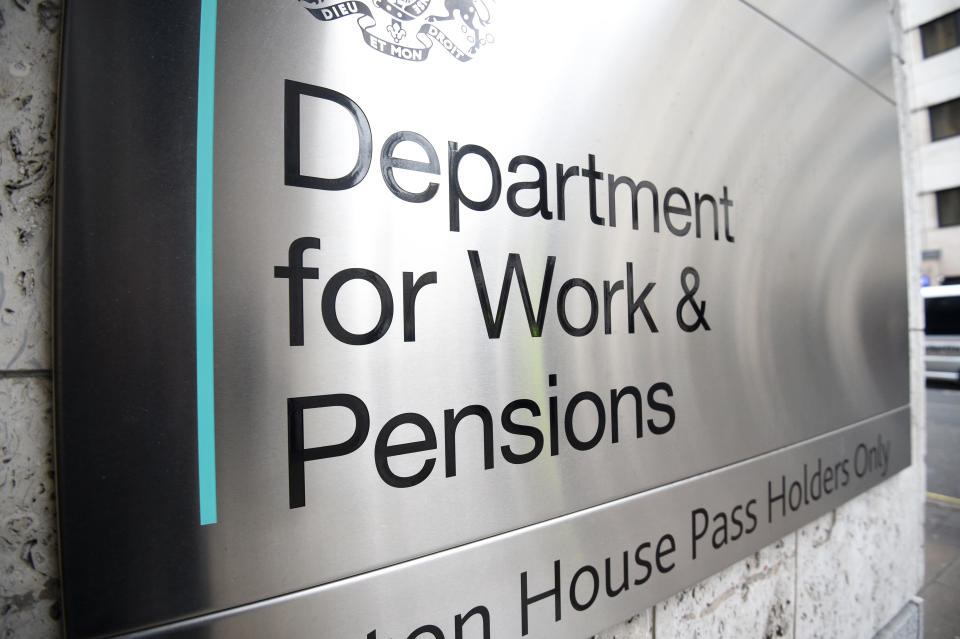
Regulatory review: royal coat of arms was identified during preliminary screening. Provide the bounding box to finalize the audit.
[301,0,495,62]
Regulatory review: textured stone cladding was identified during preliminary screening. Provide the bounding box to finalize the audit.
[0,378,56,635]
[0,0,60,637]
[593,472,924,638]
[0,0,56,371]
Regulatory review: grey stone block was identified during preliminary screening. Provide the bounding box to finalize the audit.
[655,536,796,639]
[795,470,924,639]
[591,608,653,639]
[0,0,60,371]
[0,377,58,638]
[873,598,922,639]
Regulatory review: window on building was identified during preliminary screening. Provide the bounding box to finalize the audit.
[921,10,960,57]
[925,294,960,332]
[938,187,960,227]
[930,97,960,141]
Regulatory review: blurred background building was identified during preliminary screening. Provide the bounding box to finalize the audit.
[902,1,960,284]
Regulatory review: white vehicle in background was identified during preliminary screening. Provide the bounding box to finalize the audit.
[924,285,960,382]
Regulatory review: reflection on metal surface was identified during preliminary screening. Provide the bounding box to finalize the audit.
[126,409,909,638]
[208,0,907,609]
[740,0,896,101]
[55,0,909,636]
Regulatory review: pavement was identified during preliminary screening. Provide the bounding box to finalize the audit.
[924,499,960,638]
[923,385,960,638]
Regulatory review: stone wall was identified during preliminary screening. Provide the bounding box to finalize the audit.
[0,0,59,637]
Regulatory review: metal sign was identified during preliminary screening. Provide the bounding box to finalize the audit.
[55,1,909,637]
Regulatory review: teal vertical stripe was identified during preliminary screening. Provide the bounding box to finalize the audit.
[196,0,218,526]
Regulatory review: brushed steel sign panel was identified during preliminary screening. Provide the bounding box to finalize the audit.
[206,0,907,603]
[126,409,910,638]
[54,0,909,637]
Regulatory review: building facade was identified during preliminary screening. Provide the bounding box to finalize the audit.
[902,1,960,283]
